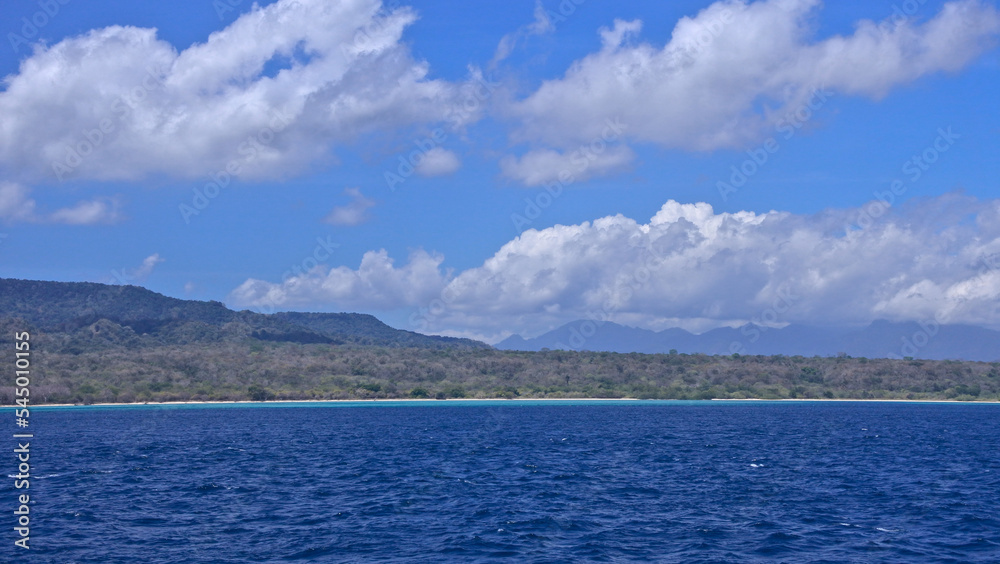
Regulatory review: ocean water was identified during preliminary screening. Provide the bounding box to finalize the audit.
[4,400,1000,563]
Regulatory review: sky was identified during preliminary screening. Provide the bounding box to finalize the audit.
[0,0,999,343]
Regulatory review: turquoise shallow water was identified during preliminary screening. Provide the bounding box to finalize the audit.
[3,401,999,562]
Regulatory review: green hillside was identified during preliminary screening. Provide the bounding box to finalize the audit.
[0,278,489,350]
[1,278,999,405]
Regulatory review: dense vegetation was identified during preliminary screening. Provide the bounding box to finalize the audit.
[1,278,998,404]
[3,325,999,405]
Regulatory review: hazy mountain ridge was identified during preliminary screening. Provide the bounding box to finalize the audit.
[496,319,1000,362]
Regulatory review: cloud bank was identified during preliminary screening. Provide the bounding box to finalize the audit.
[0,0,475,184]
[502,0,1000,184]
[230,193,1000,340]
[5,0,995,190]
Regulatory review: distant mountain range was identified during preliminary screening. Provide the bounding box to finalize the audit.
[0,278,488,351]
[3,278,999,404]
[496,319,1000,362]
[4,278,998,361]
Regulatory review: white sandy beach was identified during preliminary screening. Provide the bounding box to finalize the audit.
[8,397,996,408]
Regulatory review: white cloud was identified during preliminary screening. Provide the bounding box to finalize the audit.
[110,253,164,284]
[323,187,375,226]
[230,248,447,311]
[0,182,36,222]
[0,182,119,225]
[506,0,1000,153]
[415,147,461,177]
[490,0,554,69]
[500,145,634,186]
[132,253,165,281]
[229,193,1000,340]
[0,0,477,184]
[48,199,120,225]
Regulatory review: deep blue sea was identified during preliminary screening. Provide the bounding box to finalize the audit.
[3,400,999,563]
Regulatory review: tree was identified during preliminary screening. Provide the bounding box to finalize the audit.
[248,384,274,402]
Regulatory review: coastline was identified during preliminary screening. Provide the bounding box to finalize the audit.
[10,397,643,408]
[4,397,998,408]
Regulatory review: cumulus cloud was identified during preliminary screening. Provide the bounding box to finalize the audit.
[506,0,1000,154]
[229,193,1000,340]
[500,145,634,186]
[0,0,477,184]
[323,187,375,226]
[415,147,461,177]
[0,182,119,225]
[230,248,447,311]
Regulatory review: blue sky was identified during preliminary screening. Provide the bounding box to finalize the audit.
[1,0,999,342]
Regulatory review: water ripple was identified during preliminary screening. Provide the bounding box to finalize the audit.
[6,402,1000,562]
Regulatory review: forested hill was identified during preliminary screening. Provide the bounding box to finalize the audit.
[3,278,1000,405]
[0,278,488,350]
